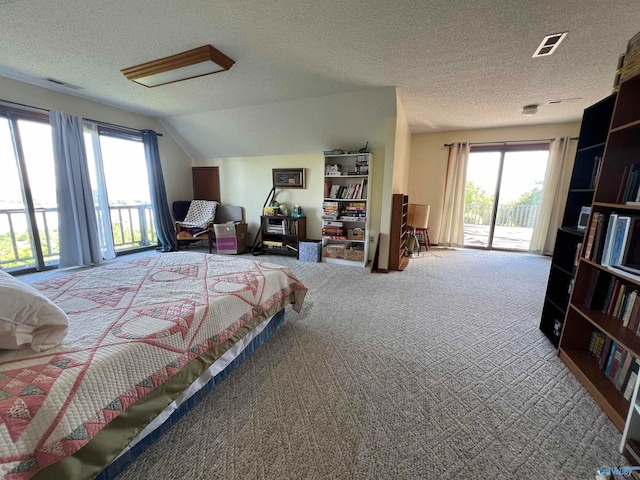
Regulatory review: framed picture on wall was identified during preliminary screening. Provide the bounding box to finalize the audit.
[273,168,306,188]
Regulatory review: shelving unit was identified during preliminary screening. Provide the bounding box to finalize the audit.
[389,194,409,271]
[322,153,372,267]
[260,215,306,258]
[557,50,640,456]
[539,94,616,346]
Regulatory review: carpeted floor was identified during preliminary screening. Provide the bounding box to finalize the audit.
[68,248,630,478]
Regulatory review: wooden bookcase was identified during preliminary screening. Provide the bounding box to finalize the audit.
[260,215,306,258]
[539,94,616,346]
[322,153,372,266]
[558,64,640,448]
[389,194,409,271]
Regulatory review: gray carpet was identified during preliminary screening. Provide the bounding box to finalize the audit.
[102,248,624,478]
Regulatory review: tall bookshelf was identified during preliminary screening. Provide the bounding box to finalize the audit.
[539,94,616,346]
[389,194,409,271]
[322,153,372,267]
[558,52,640,452]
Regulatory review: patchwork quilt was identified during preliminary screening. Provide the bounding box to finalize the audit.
[0,253,307,479]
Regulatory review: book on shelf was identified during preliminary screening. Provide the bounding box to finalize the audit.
[622,163,640,204]
[615,349,634,390]
[599,336,613,370]
[591,213,606,262]
[623,358,640,401]
[584,212,600,260]
[590,155,603,189]
[601,213,619,266]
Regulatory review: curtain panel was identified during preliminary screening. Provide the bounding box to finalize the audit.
[142,130,175,252]
[529,137,573,254]
[438,142,470,246]
[50,111,103,268]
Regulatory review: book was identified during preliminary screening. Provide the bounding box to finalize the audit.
[622,290,638,327]
[616,165,630,203]
[584,269,600,308]
[605,343,622,379]
[628,295,640,332]
[599,277,618,313]
[599,336,613,370]
[608,281,623,316]
[601,213,619,266]
[616,350,634,390]
[610,216,632,266]
[589,330,598,356]
[622,359,640,400]
[592,213,607,263]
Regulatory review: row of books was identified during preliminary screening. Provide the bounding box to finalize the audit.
[324,180,367,200]
[322,221,346,239]
[584,212,640,271]
[586,270,640,335]
[263,218,299,235]
[618,163,640,204]
[589,330,639,401]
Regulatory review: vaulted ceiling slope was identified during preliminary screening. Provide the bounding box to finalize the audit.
[0,0,638,139]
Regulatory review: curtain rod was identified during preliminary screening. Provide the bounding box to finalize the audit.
[444,137,578,147]
[0,98,162,136]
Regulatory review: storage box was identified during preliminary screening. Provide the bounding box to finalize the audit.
[347,228,365,241]
[323,245,345,258]
[214,222,248,254]
[299,240,322,262]
[344,249,364,262]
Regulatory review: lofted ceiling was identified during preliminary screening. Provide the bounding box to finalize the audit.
[0,0,639,136]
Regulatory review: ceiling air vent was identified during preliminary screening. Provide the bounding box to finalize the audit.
[44,77,84,90]
[532,32,568,57]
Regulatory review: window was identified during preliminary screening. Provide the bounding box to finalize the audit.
[0,105,157,272]
[463,145,550,250]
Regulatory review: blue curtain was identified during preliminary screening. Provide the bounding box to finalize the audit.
[142,130,175,251]
[50,111,103,268]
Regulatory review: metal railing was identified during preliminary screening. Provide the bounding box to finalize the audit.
[0,204,156,270]
[464,203,539,228]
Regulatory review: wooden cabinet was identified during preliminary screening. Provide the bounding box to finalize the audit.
[389,194,409,271]
[558,46,640,453]
[322,153,372,266]
[260,216,306,258]
[539,94,616,346]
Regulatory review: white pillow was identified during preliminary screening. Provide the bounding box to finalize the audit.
[0,270,69,352]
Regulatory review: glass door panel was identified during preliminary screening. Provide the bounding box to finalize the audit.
[99,136,154,250]
[0,118,36,270]
[463,152,500,248]
[18,119,59,266]
[493,150,548,250]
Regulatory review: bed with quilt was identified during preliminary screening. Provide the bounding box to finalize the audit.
[0,252,307,479]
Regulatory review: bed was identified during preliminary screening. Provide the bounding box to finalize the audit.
[0,252,307,479]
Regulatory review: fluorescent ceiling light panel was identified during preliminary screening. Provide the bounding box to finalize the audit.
[532,32,568,57]
[121,45,235,87]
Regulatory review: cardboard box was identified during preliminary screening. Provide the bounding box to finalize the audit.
[214,222,247,254]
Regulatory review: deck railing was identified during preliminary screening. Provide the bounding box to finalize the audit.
[0,204,155,270]
[464,203,539,228]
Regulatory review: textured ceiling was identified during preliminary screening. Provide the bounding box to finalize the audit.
[0,0,639,133]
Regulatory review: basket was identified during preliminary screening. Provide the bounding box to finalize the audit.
[347,229,365,241]
[344,249,364,262]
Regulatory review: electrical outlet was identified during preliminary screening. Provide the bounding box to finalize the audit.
[369,236,374,243]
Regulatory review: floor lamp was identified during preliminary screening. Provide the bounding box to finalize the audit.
[407,204,430,258]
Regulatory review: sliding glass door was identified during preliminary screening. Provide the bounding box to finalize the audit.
[0,114,58,271]
[1,106,157,272]
[463,146,549,251]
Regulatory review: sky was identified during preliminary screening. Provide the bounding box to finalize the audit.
[466,150,549,203]
[0,118,150,234]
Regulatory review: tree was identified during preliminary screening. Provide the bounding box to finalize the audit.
[511,181,543,206]
[465,181,493,205]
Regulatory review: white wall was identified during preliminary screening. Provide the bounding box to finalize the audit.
[160,87,397,159]
[0,76,193,207]
[409,122,581,243]
[186,87,398,266]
